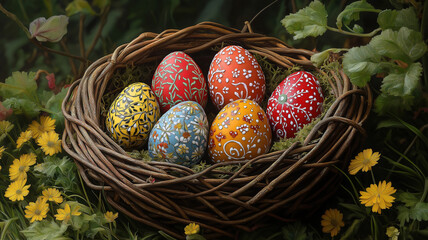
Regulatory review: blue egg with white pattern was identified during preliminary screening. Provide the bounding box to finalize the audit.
[148,101,209,167]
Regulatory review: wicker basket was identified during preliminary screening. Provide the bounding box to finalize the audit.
[62,22,372,239]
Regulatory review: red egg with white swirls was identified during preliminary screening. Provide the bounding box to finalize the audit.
[152,51,208,113]
[208,45,266,110]
[266,71,324,139]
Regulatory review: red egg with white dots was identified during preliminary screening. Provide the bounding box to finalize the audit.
[208,45,266,110]
[266,71,324,139]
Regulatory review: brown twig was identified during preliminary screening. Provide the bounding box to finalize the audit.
[31,38,87,62]
[79,14,86,59]
[0,3,31,38]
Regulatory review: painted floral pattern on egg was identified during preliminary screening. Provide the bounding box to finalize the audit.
[208,45,266,110]
[266,71,324,139]
[152,51,208,113]
[148,101,209,167]
[106,82,160,148]
[208,99,272,163]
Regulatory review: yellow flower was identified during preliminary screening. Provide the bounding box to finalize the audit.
[321,208,345,237]
[386,226,400,240]
[25,197,49,223]
[360,181,396,214]
[348,149,380,175]
[55,203,81,223]
[9,153,37,181]
[184,222,200,235]
[36,131,62,156]
[4,179,30,201]
[41,188,63,204]
[16,130,33,148]
[28,115,56,139]
[104,211,118,223]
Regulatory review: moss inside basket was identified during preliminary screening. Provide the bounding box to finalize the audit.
[100,49,337,174]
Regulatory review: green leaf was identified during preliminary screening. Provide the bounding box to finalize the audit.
[336,0,375,30]
[38,90,55,106]
[311,48,344,67]
[92,0,110,9]
[2,98,40,118]
[0,71,37,100]
[374,93,414,115]
[352,24,364,33]
[45,87,68,129]
[397,192,421,207]
[21,220,70,240]
[397,205,411,226]
[281,222,308,240]
[381,62,423,96]
[342,45,382,86]
[377,8,419,31]
[29,15,69,42]
[34,156,80,193]
[376,119,404,129]
[340,219,363,240]
[281,0,328,40]
[66,0,96,16]
[370,27,427,63]
[410,202,428,221]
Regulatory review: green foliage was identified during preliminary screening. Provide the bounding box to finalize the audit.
[342,45,384,87]
[283,1,427,116]
[66,0,96,16]
[381,62,422,96]
[336,0,375,30]
[281,221,312,240]
[29,15,69,42]
[377,8,420,31]
[0,71,67,128]
[281,0,327,40]
[370,27,426,63]
[21,220,70,240]
[33,155,80,193]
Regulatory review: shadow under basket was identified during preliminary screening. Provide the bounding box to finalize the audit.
[62,22,372,239]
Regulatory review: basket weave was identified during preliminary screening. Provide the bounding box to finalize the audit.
[62,21,372,239]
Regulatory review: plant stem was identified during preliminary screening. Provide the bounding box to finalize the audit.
[31,38,87,62]
[3,150,16,160]
[6,133,16,148]
[422,0,428,90]
[326,26,382,37]
[370,171,377,185]
[78,14,86,59]
[0,4,31,38]
[86,5,110,58]
[17,0,29,22]
[60,40,78,77]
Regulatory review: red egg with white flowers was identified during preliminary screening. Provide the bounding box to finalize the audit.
[152,51,208,113]
[208,45,265,110]
[266,71,324,139]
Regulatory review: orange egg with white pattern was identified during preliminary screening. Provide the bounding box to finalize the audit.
[208,99,272,163]
[208,45,266,110]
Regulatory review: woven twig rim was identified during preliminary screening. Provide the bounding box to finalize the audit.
[62,21,372,239]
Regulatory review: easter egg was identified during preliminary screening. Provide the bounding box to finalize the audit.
[152,51,208,113]
[208,45,266,110]
[208,99,272,163]
[148,101,209,167]
[266,71,324,139]
[106,82,160,148]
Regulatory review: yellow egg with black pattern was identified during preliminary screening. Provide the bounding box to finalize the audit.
[106,82,160,148]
